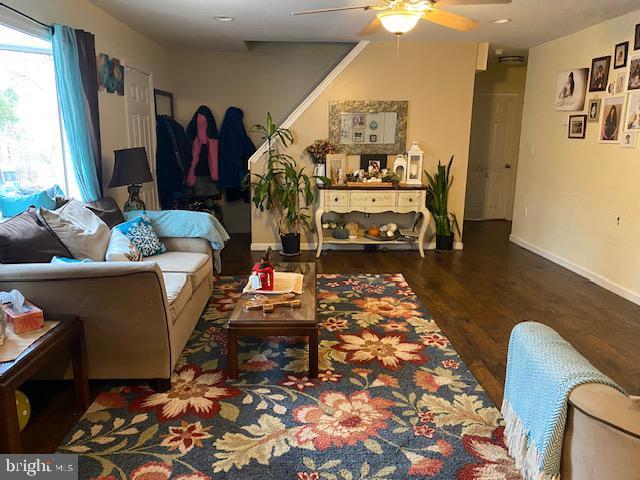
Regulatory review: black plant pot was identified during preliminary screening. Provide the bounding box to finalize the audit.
[435,234,454,251]
[280,233,301,256]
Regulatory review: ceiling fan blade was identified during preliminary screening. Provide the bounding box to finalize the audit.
[291,5,373,16]
[432,0,511,5]
[359,17,382,36]
[423,9,479,31]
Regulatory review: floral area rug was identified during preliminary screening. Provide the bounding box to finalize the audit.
[59,274,521,480]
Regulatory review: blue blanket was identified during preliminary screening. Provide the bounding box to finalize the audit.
[501,322,625,480]
[125,210,229,273]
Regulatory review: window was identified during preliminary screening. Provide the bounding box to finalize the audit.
[0,22,79,198]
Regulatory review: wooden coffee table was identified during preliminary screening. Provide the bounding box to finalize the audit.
[227,262,317,379]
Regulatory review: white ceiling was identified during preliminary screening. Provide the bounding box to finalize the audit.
[89,0,640,52]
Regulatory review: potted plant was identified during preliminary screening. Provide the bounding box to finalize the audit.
[247,113,329,256]
[424,155,460,251]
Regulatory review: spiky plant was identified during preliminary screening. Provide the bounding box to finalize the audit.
[246,113,329,235]
[424,155,461,239]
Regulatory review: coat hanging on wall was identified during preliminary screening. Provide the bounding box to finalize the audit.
[218,107,255,202]
[186,106,219,186]
[156,115,190,210]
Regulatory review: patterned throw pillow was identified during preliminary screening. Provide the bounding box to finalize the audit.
[113,216,166,257]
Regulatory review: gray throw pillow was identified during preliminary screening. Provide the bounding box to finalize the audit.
[39,200,111,261]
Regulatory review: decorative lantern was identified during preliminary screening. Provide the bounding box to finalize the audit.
[392,154,407,184]
[406,141,424,185]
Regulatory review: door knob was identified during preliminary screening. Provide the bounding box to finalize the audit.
[505,164,512,169]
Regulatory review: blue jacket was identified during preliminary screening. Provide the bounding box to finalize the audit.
[217,107,255,190]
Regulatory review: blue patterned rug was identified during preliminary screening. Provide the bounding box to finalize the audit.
[59,274,520,480]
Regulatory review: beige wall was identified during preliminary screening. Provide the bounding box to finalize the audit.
[250,41,479,246]
[4,0,175,206]
[512,9,640,303]
[170,42,353,233]
[475,63,528,94]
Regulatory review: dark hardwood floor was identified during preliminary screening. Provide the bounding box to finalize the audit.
[18,220,640,453]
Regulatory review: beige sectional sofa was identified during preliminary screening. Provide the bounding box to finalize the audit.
[0,236,214,390]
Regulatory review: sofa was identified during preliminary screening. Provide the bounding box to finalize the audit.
[562,384,640,479]
[0,202,219,391]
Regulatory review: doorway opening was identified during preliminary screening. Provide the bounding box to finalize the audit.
[464,54,527,242]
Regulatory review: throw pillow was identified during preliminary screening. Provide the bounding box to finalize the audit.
[39,200,111,261]
[51,256,93,264]
[0,190,57,218]
[114,215,166,257]
[85,197,125,229]
[105,229,143,262]
[0,207,71,263]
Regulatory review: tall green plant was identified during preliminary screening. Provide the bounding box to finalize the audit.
[247,113,328,235]
[424,155,461,238]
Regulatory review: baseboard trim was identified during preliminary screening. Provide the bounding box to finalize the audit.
[250,242,464,252]
[509,234,640,306]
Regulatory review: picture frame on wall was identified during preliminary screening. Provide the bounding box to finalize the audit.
[587,98,601,122]
[628,54,640,90]
[599,95,624,143]
[589,56,611,92]
[568,115,587,139]
[554,68,589,111]
[614,42,629,69]
[635,24,640,51]
[615,71,627,94]
[154,89,174,118]
[621,132,637,148]
[623,90,640,132]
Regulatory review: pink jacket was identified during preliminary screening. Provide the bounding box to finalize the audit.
[186,113,218,186]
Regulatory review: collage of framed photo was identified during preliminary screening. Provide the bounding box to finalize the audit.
[563,22,640,147]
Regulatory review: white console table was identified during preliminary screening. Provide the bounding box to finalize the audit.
[315,185,431,258]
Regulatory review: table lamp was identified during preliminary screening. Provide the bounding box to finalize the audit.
[109,147,153,211]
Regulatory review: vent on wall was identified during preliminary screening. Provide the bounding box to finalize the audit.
[498,55,526,65]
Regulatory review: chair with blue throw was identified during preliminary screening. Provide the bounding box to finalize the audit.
[502,322,640,480]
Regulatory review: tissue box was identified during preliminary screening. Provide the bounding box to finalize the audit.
[3,301,44,334]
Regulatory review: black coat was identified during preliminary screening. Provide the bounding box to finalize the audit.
[218,107,255,200]
[156,115,190,210]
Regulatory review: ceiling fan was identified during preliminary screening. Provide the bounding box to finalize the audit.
[291,0,511,36]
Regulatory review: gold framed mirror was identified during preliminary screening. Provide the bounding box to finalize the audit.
[328,100,408,155]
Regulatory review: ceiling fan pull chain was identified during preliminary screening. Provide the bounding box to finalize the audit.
[396,34,401,60]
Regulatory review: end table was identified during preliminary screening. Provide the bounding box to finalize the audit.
[0,314,89,453]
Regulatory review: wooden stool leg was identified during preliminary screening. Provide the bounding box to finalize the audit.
[71,325,90,411]
[0,387,22,453]
[308,328,319,379]
[227,329,238,379]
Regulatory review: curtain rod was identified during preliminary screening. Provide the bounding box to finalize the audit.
[0,2,53,30]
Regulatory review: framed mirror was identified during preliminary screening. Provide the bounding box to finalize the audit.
[154,89,174,118]
[329,100,408,154]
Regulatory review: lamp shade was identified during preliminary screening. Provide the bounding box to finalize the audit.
[377,10,423,35]
[108,147,153,187]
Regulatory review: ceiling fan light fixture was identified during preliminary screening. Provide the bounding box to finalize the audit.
[377,10,423,35]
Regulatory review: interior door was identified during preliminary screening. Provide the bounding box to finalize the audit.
[124,66,158,210]
[465,93,522,220]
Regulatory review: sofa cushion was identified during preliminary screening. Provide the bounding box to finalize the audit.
[0,207,71,263]
[39,200,111,261]
[162,272,192,322]
[105,229,143,262]
[143,252,211,289]
[85,197,125,229]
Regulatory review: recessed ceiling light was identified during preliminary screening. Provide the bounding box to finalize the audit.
[491,18,511,24]
[214,15,234,22]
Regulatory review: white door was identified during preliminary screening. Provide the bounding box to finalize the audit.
[465,93,523,220]
[124,66,158,210]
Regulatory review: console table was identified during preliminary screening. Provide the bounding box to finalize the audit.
[315,185,431,258]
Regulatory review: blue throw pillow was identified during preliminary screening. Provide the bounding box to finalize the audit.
[114,215,166,257]
[0,188,59,218]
